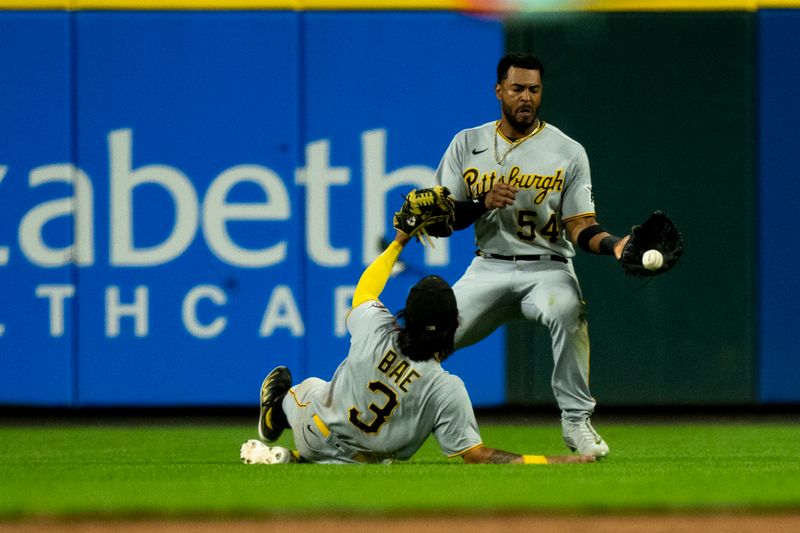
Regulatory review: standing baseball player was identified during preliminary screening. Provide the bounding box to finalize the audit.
[435,54,632,458]
[240,224,594,466]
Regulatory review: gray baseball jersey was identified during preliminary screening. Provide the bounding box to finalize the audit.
[282,300,482,463]
[433,119,598,422]
[435,120,595,257]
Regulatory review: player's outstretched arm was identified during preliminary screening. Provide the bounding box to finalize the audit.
[565,216,629,259]
[351,231,410,308]
[461,445,595,465]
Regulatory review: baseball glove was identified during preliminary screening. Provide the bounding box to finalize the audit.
[619,210,685,277]
[393,186,455,245]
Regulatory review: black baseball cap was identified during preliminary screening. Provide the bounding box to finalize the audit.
[404,275,458,333]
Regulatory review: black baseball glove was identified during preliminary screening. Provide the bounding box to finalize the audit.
[393,186,455,244]
[619,210,685,277]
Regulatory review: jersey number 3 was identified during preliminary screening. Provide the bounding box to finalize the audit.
[349,381,398,434]
[517,210,560,243]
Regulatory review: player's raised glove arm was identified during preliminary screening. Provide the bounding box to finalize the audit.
[393,186,456,245]
[619,210,685,277]
[352,235,406,308]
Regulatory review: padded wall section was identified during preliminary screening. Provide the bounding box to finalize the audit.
[506,12,756,405]
[74,12,303,405]
[302,12,505,405]
[0,12,75,405]
[0,10,504,407]
[757,9,800,403]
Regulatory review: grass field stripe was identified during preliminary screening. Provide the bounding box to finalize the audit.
[2,423,800,516]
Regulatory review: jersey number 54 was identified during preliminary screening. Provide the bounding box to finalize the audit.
[517,210,560,243]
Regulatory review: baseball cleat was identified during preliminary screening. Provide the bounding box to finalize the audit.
[562,418,609,458]
[258,366,292,443]
[240,439,291,465]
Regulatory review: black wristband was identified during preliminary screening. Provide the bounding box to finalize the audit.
[453,195,489,231]
[577,224,605,254]
[599,235,621,256]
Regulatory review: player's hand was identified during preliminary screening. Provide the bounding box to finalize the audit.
[484,182,517,209]
[545,454,596,464]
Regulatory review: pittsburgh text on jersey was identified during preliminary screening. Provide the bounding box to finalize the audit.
[463,166,565,204]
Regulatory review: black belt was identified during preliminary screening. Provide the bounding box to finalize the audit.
[477,250,568,264]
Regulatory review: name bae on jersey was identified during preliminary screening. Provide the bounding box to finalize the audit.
[463,166,565,205]
[376,349,421,393]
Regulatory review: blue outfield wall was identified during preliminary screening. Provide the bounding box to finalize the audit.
[0,10,505,407]
[73,11,306,406]
[0,12,74,406]
[758,10,800,403]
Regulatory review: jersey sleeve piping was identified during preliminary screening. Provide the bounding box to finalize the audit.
[446,442,485,458]
[562,212,596,224]
[288,387,311,408]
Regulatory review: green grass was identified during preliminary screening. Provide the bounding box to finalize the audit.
[1,421,799,519]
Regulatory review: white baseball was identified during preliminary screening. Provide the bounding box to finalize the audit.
[642,249,664,271]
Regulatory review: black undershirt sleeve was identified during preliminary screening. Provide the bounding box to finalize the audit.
[453,197,490,231]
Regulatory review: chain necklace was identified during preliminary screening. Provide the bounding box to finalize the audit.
[493,120,543,165]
